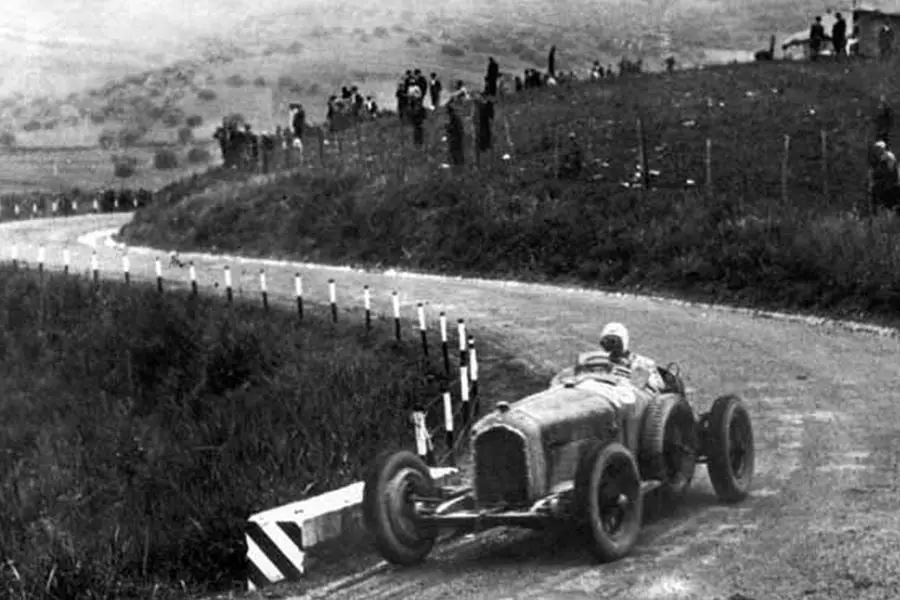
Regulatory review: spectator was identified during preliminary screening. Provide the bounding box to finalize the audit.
[832,13,847,57]
[809,16,825,61]
[429,73,442,109]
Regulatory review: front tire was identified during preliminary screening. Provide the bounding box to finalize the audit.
[641,395,698,500]
[362,450,439,566]
[705,395,755,502]
[575,441,644,562]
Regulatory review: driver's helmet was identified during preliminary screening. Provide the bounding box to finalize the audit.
[599,322,630,361]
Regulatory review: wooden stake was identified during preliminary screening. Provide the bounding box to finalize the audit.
[781,134,790,205]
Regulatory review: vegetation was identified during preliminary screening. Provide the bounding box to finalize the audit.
[154,148,179,170]
[0,265,540,598]
[124,59,900,325]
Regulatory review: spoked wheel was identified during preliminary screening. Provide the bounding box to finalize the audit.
[362,450,439,565]
[641,396,698,500]
[575,441,644,562]
[706,395,755,502]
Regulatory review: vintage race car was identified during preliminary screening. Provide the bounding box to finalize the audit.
[362,349,755,565]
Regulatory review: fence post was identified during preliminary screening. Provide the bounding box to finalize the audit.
[329,279,338,323]
[439,312,450,376]
[37,245,45,277]
[417,303,429,360]
[392,292,401,340]
[189,262,198,296]
[62,247,70,275]
[295,273,304,321]
[468,336,479,417]
[224,266,233,303]
[91,251,99,284]
[122,254,130,284]
[10,244,17,269]
[259,269,268,311]
[821,129,829,200]
[155,257,163,292]
[636,116,649,191]
[442,387,455,464]
[363,285,372,333]
[457,319,470,425]
[705,138,713,195]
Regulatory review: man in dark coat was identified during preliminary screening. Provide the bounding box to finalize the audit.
[548,45,557,77]
[429,73,442,110]
[809,16,825,61]
[410,97,427,146]
[290,103,305,141]
[474,94,494,152]
[832,13,847,57]
[484,57,500,96]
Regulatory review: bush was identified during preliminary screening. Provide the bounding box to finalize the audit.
[406,36,420,48]
[440,44,466,57]
[118,124,148,147]
[154,148,179,169]
[22,120,42,132]
[277,75,298,89]
[185,114,203,128]
[197,89,217,101]
[162,108,185,127]
[225,74,246,87]
[373,26,389,38]
[0,131,16,148]
[253,76,266,87]
[111,153,138,178]
[177,126,194,145]
[42,119,58,130]
[0,266,537,598]
[187,146,211,164]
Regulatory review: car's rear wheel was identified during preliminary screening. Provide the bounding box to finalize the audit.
[640,395,697,500]
[575,441,644,562]
[705,395,755,503]
[362,450,439,565]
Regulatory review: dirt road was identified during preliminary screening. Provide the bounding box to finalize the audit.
[3,214,899,600]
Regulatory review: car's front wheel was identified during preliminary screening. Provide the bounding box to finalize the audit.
[705,395,755,502]
[575,441,644,562]
[362,450,439,565]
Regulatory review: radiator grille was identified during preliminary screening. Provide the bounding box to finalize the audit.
[474,427,529,507]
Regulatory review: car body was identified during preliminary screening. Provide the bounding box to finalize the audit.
[363,349,755,565]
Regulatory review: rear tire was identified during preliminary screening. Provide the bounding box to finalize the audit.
[575,441,643,562]
[640,395,698,500]
[362,450,439,565]
[705,395,755,503]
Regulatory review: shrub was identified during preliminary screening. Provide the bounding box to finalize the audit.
[197,89,217,101]
[118,124,148,147]
[253,76,266,87]
[111,153,138,178]
[285,41,304,53]
[177,126,194,145]
[277,75,298,89]
[440,44,466,57]
[406,36,420,48]
[187,146,211,164]
[162,109,185,127]
[373,26,389,38]
[185,114,203,128]
[22,120,42,132]
[225,74,246,87]
[154,148,179,169]
[42,119,58,130]
[0,131,16,148]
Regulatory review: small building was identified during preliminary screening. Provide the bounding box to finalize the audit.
[852,2,900,57]
[781,10,849,59]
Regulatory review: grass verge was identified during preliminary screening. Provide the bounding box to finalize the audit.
[0,264,546,599]
[123,59,900,327]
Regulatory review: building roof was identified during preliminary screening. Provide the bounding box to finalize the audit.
[853,2,900,14]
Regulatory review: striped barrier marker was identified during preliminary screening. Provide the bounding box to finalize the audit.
[114,198,119,211]
[260,269,269,311]
[91,251,99,284]
[62,247,70,275]
[51,201,58,214]
[155,257,163,292]
[443,388,454,460]
[245,518,307,591]
[295,273,304,321]
[417,302,429,359]
[469,336,480,417]
[392,292,401,340]
[363,285,372,332]
[189,262,198,296]
[37,245,45,276]
[122,254,130,284]
[13,204,19,218]
[31,203,37,217]
[224,266,233,303]
[93,199,99,213]
[72,199,78,213]
[10,245,16,269]
[328,279,337,322]
[439,312,450,375]
[457,319,470,424]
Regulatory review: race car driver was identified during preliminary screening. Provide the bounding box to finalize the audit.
[599,322,665,393]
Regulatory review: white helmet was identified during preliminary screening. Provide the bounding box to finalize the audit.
[600,322,630,356]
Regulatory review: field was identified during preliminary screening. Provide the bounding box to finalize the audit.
[0,262,545,598]
[124,57,900,328]
[0,0,842,193]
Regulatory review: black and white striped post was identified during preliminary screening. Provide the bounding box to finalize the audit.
[37,245,45,276]
[259,269,269,311]
[31,203,37,218]
[189,262,198,296]
[458,319,470,424]
[328,279,338,322]
[72,199,78,213]
[92,199,99,213]
[442,387,455,462]
[392,292,401,341]
[155,257,163,292]
[114,198,119,211]
[51,201,58,215]
[122,254,130,284]
[469,336,480,417]
[224,266,233,303]
[10,244,17,269]
[13,204,19,219]
[439,312,451,376]
[363,285,372,332]
[91,251,99,284]
[295,273,304,321]
[417,303,429,359]
[62,247,70,275]
[412,411,436,466]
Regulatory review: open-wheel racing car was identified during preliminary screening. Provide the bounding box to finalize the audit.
[362,349,755,565]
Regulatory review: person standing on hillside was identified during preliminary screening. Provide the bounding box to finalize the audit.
[832,13,847,57]
[484,57,500,97]
[445,104,465,170]
[874,95,893,144]
[548,45,557,77]
[809,16,825,61]
[869,140,900,214]
[879,24,895,59]
[429,73,443,110]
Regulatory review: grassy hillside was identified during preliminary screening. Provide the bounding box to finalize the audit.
[0,0,844,192]
[123,58,900,325]
[0,264,544,598]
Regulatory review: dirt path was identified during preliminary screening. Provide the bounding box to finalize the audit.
[3,214,899,600]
